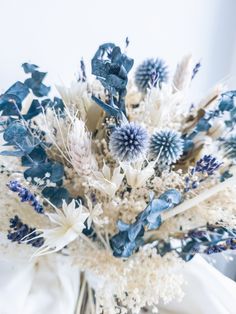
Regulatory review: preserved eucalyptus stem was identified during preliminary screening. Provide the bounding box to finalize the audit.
[162,175,236,221]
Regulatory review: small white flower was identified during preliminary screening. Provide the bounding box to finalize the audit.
[121,159,156,188]
[85,197,108,229]
[31,199,89,256]
[90,163,124,197]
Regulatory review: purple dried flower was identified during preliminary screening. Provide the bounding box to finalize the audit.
[7,180,44,214]
[194,155,222,175]
[8,215,44,247]
[192,61,201,80]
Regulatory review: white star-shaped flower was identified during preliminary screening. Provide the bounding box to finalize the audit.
[121,159,156,188]
[85,197,108,229]
[31,199,89,257]
[90,163,124,197]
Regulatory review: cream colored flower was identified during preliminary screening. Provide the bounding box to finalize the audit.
[121,159,156,188]
[68,118,98,177]
[85,197,108,229]
[90,164,124,197]
[56,81,92,120]
[31,199,89,256]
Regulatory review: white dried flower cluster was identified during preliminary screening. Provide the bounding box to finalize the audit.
[72,243,185,314]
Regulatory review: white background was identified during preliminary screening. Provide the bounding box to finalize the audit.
[0,0,236,102]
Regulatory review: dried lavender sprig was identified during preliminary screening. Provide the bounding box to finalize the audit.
[191,61,201,80]
[7,180,44,214]
[193,155,222,175]
[8,215,44,247]
[152,224,236,261]
[184,155,222,192]
[79,58,87,82]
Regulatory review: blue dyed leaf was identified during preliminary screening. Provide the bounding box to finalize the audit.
[117,220,130,232]
[122,241,137,258]
[22,63,39,73]
[5,81,29,101]
[3,122,28,143]
[23,99,42,120]
[91,94,120,116]
[147,215,162,230]
[25,78,50,97]
[196,118,211,132]
[183,139,194,152]
[159,189,182,206]
[24,161,64,184]
[110,231,129,257]
[128,222,144,242]
[0,94,22,116]
[21,146,47,166]
[41,97,65,114]
[149,198,170,213]
[42,186,69,207]
[0,150,26,157]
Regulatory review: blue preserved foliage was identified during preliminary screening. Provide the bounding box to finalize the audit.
[110,189,182,258]
[91,42,134,118]
[0,63,69,208]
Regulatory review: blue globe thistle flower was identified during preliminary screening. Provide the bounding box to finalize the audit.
[135,58,168,93]
[150,129,184,165]
[109,122,148,162]
[223,136,236,160]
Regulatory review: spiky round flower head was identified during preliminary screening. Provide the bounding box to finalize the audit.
[109,122,148,162]
[135,58,168,93]
[150,129,184,165]
[223,136,236,160]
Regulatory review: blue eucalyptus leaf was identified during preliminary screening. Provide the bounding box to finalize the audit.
[122,241,137,258]
[150,198,170,213]
[110,231,129,256]
[105,74,127,91]
[5,81,29,101]
[128,222,144,242]
[3,122,34,154]
[159,189,182,206]
[219,96,234,112]
[117,220,130,232]
[91,94,121,117]
[24,78,50,97]
[22,63,39,73]
[3,121,28,143]
[31,70,47,83]
[183,139,194,152]
[0,94,22,116]
[42,186,69,207]
[0,150,26,157]
[21,146,47,166]
[47,97,65,114]
[196,118,211,132]
[147,215,162,230]
[24,161,64,184]
[23,99,42,120]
